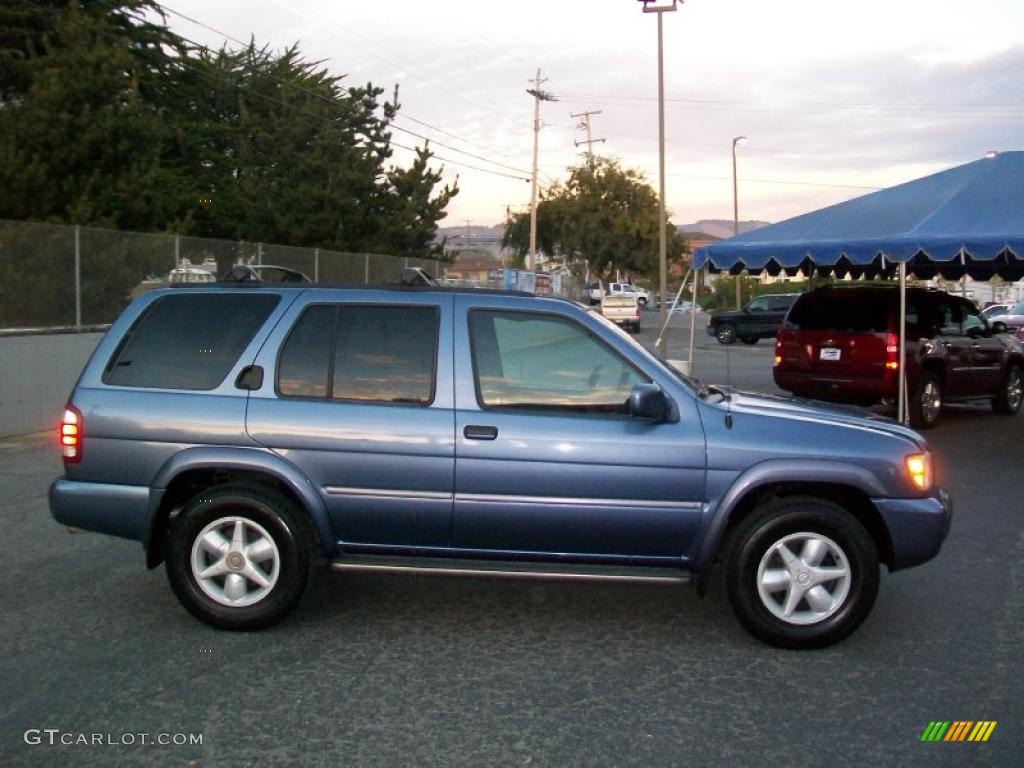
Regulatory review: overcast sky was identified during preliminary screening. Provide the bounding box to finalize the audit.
[158,0,1024,228]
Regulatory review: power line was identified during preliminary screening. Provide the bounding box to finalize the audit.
[561,92,1024,115]
[663,172,882,190]
[156,2,532,176]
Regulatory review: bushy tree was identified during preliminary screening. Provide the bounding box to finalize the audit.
[0,1,457,258]
[502,157,685,279]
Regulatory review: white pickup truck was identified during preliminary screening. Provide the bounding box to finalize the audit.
[608,282,649,306]
[600,294,641,332]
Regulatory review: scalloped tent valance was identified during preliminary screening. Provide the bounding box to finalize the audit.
[694,152,1024,281]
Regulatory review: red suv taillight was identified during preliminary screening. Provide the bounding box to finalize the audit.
[884,332,900,371]
[60,405,82,464]
[774,337,782,366]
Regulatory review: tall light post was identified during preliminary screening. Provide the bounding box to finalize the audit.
[732,135,746,309]
[639,0,678,359]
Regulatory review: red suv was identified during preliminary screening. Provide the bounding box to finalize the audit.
[773,286,1024,428]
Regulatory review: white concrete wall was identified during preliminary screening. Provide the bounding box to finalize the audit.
[0,333,103,438]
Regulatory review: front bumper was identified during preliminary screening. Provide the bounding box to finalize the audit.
[49,478,151,543]
[873,487,952,571]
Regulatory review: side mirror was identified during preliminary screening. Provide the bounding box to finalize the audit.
[628,384,669,422]
[991,321,1008,334]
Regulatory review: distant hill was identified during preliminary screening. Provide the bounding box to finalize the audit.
[676,219,771,239]
[435,220,771,242]
[437,224,505,240]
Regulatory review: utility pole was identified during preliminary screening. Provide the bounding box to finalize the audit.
[639,0,678,359]
[527,68,556,272]
[571,110,605,164]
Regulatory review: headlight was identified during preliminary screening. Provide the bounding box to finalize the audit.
[905,452,932,491]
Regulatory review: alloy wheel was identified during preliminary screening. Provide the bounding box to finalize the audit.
[190,516,281,607]
[756,531,852,625]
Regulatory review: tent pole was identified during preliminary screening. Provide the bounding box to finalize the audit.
[655,268,690,362]
[688,266,699,373]
[898,261,907,424]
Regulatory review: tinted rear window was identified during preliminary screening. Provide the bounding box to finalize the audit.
[104,293,280,389]
[786,292,891,333]
[277,304,438,405]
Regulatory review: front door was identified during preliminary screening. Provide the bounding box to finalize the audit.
[451,299,706,564]
[962,306,1005,394]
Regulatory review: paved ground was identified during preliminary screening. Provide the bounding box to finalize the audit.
[2,312,1021,766]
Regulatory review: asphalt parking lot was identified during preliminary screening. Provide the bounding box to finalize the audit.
[2,311,1021,767]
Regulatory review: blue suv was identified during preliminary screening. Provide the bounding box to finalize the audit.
[50,285,952,648]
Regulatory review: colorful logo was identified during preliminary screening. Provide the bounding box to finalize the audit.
[920,721,997,742]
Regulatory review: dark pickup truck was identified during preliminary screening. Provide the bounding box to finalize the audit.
[707,293,800,345]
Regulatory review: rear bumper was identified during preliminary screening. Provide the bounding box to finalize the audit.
[873,487,952,571]
[774,369,896,402]
[49,478,151,543]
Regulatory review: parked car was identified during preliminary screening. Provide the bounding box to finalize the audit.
[774,286,1024,428]
[608,282,650,306]
[980,302,1011,321]
[988,300,1024,340]
[50,284,952,649]
[587,281,604,306]
[600,293,641,332]
[707,293,800,345]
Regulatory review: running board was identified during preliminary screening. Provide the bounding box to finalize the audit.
[330,555,690,585]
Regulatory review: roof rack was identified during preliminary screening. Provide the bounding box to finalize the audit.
[218,264,312,284]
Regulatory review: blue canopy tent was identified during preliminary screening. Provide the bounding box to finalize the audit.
[692,151,1024,421]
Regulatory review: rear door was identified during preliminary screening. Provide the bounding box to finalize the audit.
[451,297,706,563]
[765,295,794,335]
[934,298,975,396]
[246,291,455,549]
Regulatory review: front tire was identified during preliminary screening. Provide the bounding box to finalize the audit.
[166,484,314,630]
[992,364,1023,415]
[716,323,737,345]
[726,497,879,649]
[909,371,943,429]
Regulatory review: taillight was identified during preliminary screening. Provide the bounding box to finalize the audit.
[60,406,82,464]
[885,332,899,371]
[774,338,782,366]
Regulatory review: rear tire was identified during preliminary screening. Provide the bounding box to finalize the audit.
[716,323,737,345]
[726,497,879,649]
[909,371,943,429]
[992,365,1023,415]
[166,484,314,630]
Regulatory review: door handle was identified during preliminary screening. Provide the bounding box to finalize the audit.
[464,425,499,440]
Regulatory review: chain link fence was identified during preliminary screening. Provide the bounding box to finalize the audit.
[0,219,586,332]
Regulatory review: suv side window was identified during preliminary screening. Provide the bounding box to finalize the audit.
[747,297,769,312]
[278,304,438,405]
[939,301,964,336]
[961,306,986,335]
[103,293,280,390]
[469,311,649,413]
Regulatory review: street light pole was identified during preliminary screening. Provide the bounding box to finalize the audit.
[639,0,678,359]
[732,135,746,309]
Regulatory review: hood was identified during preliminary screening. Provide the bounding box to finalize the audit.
[719,387,926,447]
